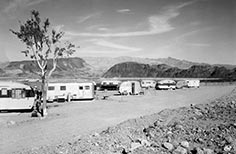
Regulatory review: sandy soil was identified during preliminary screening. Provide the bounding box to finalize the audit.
[0,85,235,154]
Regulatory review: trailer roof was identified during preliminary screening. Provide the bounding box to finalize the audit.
[0,81,31,89]
[48,82,94,85]
[158,79,176,84]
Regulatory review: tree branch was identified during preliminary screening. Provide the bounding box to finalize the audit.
[48,55,58,78]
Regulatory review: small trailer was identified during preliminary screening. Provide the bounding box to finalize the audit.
[141,79,156,88]
[47,82,95,102]
[186,79,200,88]
[119,81,143,95]
[176,80,188,89]
[0,81,35,110]
[99,80,121,91]
[155,79,176,90]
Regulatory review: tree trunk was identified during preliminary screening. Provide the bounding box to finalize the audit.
[41,75,48,117]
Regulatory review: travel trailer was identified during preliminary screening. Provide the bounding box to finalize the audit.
[119,81,143,95]
[0,81,35,110]
[155,79,176,90]
[186,80,200,88]
[99,80,121,91]
[176,80,188,89]
[47,82,95,102]
[176,79,200,89]
[141,79,156,88]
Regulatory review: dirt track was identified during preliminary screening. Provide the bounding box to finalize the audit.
[0,85,235,154]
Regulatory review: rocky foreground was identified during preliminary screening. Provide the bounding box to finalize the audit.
[19,88,236,154]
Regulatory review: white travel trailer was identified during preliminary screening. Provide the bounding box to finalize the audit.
[186,80,200,88]
[141,79,156,88]
[176,80,188,89]
[0,81,35,110]
[47,82,95,102]
[156,79,176,90]
[119,81,143,95]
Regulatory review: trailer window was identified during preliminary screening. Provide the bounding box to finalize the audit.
[85,86,90,90]
[79,86,83,90]
[12,89,25,99]
[48,86,55,91]
[25,89,35,97]
[60,86,66,91]
[0,88,11,98]
[1,88,8,96]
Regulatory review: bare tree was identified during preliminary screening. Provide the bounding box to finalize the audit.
[10,10,76,117]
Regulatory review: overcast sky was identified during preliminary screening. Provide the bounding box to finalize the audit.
[0,0,235,64]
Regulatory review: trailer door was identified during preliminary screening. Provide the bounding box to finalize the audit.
[84,85,93,99]
[78,86,84,99]
[131,83,135,94]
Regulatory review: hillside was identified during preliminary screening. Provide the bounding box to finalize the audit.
[0,57,97,78]
[0,68,4,74]
[103,62,236,79]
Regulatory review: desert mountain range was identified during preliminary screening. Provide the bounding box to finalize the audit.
[0,56,235,79]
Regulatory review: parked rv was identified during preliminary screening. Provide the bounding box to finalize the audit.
[47,82,95,102]
[186,80,200,88]
[141,79,156,88]
[99,80,121,91]
[0,81,35,110]
[119,81,143,95]
[155,79,176,90]
[176,80,188,89]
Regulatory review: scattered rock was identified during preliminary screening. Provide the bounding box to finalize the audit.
[173,146,187,154]
[141,139,151,147]
[150,142,159,148]
[130,142,142,151]
[7,120,16,126]
[162,142,174,151]
[224,145,232,151]
[203,148,214,154]
[192,147,204,154]
[93,132,100,137]
[175,124,184,130]
[180,141,189,149]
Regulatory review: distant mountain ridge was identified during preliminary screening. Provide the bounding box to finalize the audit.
[103,62,236,79]
[83,56,236,72]
[82,56,201,70]
[0,56,235,79]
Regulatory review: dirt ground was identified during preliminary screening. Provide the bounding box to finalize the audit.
[0,85,235,154]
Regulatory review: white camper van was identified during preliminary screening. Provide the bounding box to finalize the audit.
[47,82,94,102]
[0,81,35,110]
[141,80,156,88]
[156,79,176,90]
[186,80,200,88]
[119,81,143,95]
